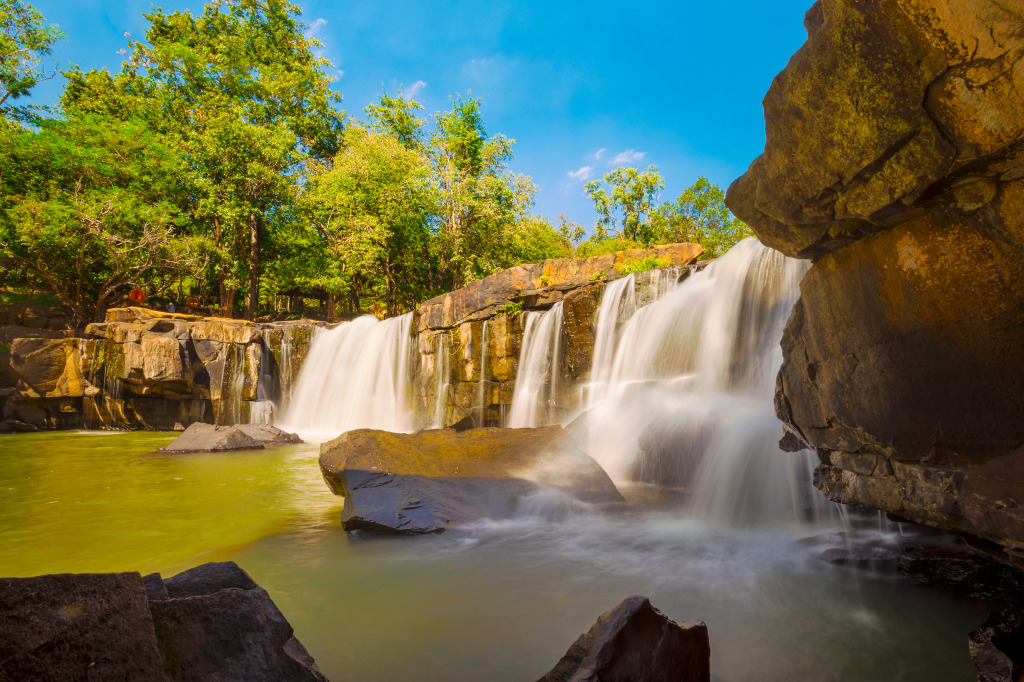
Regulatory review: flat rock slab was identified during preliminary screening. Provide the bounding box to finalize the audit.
[539,595,710,682]
[319,426,625,534]
[159,422,302,453]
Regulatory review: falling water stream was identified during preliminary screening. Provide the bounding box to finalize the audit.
[0,239,992,681]
[507,302,564,428]
[279,312,414,440]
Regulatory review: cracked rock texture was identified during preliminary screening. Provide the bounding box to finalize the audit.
[728,0,1024,562]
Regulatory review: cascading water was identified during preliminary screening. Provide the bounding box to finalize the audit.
[586,274,637,408]
[431,332,451,429]
[280,313,414,440]
[507,302,564,428]
[475,320,489,425]
[581,238,832,527]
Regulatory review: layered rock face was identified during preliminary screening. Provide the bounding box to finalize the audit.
[411,243,702,428]
[728,1,1024,558]
[1,308,314,430]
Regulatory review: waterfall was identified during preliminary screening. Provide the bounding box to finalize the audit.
[586,274,637,407]
[582,238,831,527]
[432,332,450,429]
[507,302,564,428]
[280,313,414,440]
[475,320,489,426]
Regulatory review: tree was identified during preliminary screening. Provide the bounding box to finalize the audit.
[584,165,663,246]
[555,213,586,258]
[0,0,63,123]
[654,176,752,258]
[304,124,432,316]
[60,0,343,320]
[0,115,208,326]
[429,94,533,289]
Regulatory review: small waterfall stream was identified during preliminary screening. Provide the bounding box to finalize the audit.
[507,302,564,428]
[280,313,414,440]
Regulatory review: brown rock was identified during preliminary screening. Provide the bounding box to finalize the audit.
[159,423,265,453]
[538,595,710,682]
[729,0,1024,556]
[319,426,625,534]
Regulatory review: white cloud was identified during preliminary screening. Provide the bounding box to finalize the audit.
[566,165,594,181]
[336,70,345,78]
[593,148,607,160]
[305,17,327,38]
[609,149,645,166]
[404,80,427,99]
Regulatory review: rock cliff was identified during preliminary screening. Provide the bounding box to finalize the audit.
[1,244,701,432]
[728,0,1024,561]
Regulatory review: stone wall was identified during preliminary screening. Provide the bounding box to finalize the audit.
[727,0,1024,561]
[1,308,315,431]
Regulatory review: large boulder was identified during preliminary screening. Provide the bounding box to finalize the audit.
[727,0,1024,559]
[538,595,710,682]
[0,562,327,682]
[0,572,168,681]
[159,423,301,453]
[319,426,626,534]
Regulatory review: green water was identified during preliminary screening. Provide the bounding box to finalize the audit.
[0,431,991,682]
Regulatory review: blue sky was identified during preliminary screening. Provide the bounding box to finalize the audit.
[27,0,812,228]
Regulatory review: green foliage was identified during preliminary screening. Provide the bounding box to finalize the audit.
[617,255,671,275]
[303,123,432,316]
[61,0,343,319]
[588,270,606,282]
[497,300,522,316]
[539,275,551,287]
[575,237,643,259]
[0,114,209,326]
[0,0,64,122]
[653,177,752,258]
[584,165,664,246]
[0,343,9,354]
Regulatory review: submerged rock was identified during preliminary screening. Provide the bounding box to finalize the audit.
[538,595,710,682]
[0,561,325,681]
[159,422,301,453]
[319,426,625,534]
[727,0,1024,559]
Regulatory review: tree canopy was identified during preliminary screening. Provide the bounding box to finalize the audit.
[0,0,754,326]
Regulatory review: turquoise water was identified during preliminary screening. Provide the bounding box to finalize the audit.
[0,431,989,681]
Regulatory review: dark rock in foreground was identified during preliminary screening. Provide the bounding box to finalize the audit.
[0,561,326,682]
[159,422,301,453]
[538,595,710,682]
[970,606,1024,682]
[319,426,625,535]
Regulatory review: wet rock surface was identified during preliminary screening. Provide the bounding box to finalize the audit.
[0,561,326,682]
[319,426,626,534]
[158,422,302,453]
[538,595,710,682]
[728,0,1024,558]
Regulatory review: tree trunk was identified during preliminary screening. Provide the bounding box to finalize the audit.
[244,213,260,320]
[219,279,235,318]
[326,292,336,321]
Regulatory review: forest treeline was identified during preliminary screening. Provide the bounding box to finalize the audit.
[0,0,751,326]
